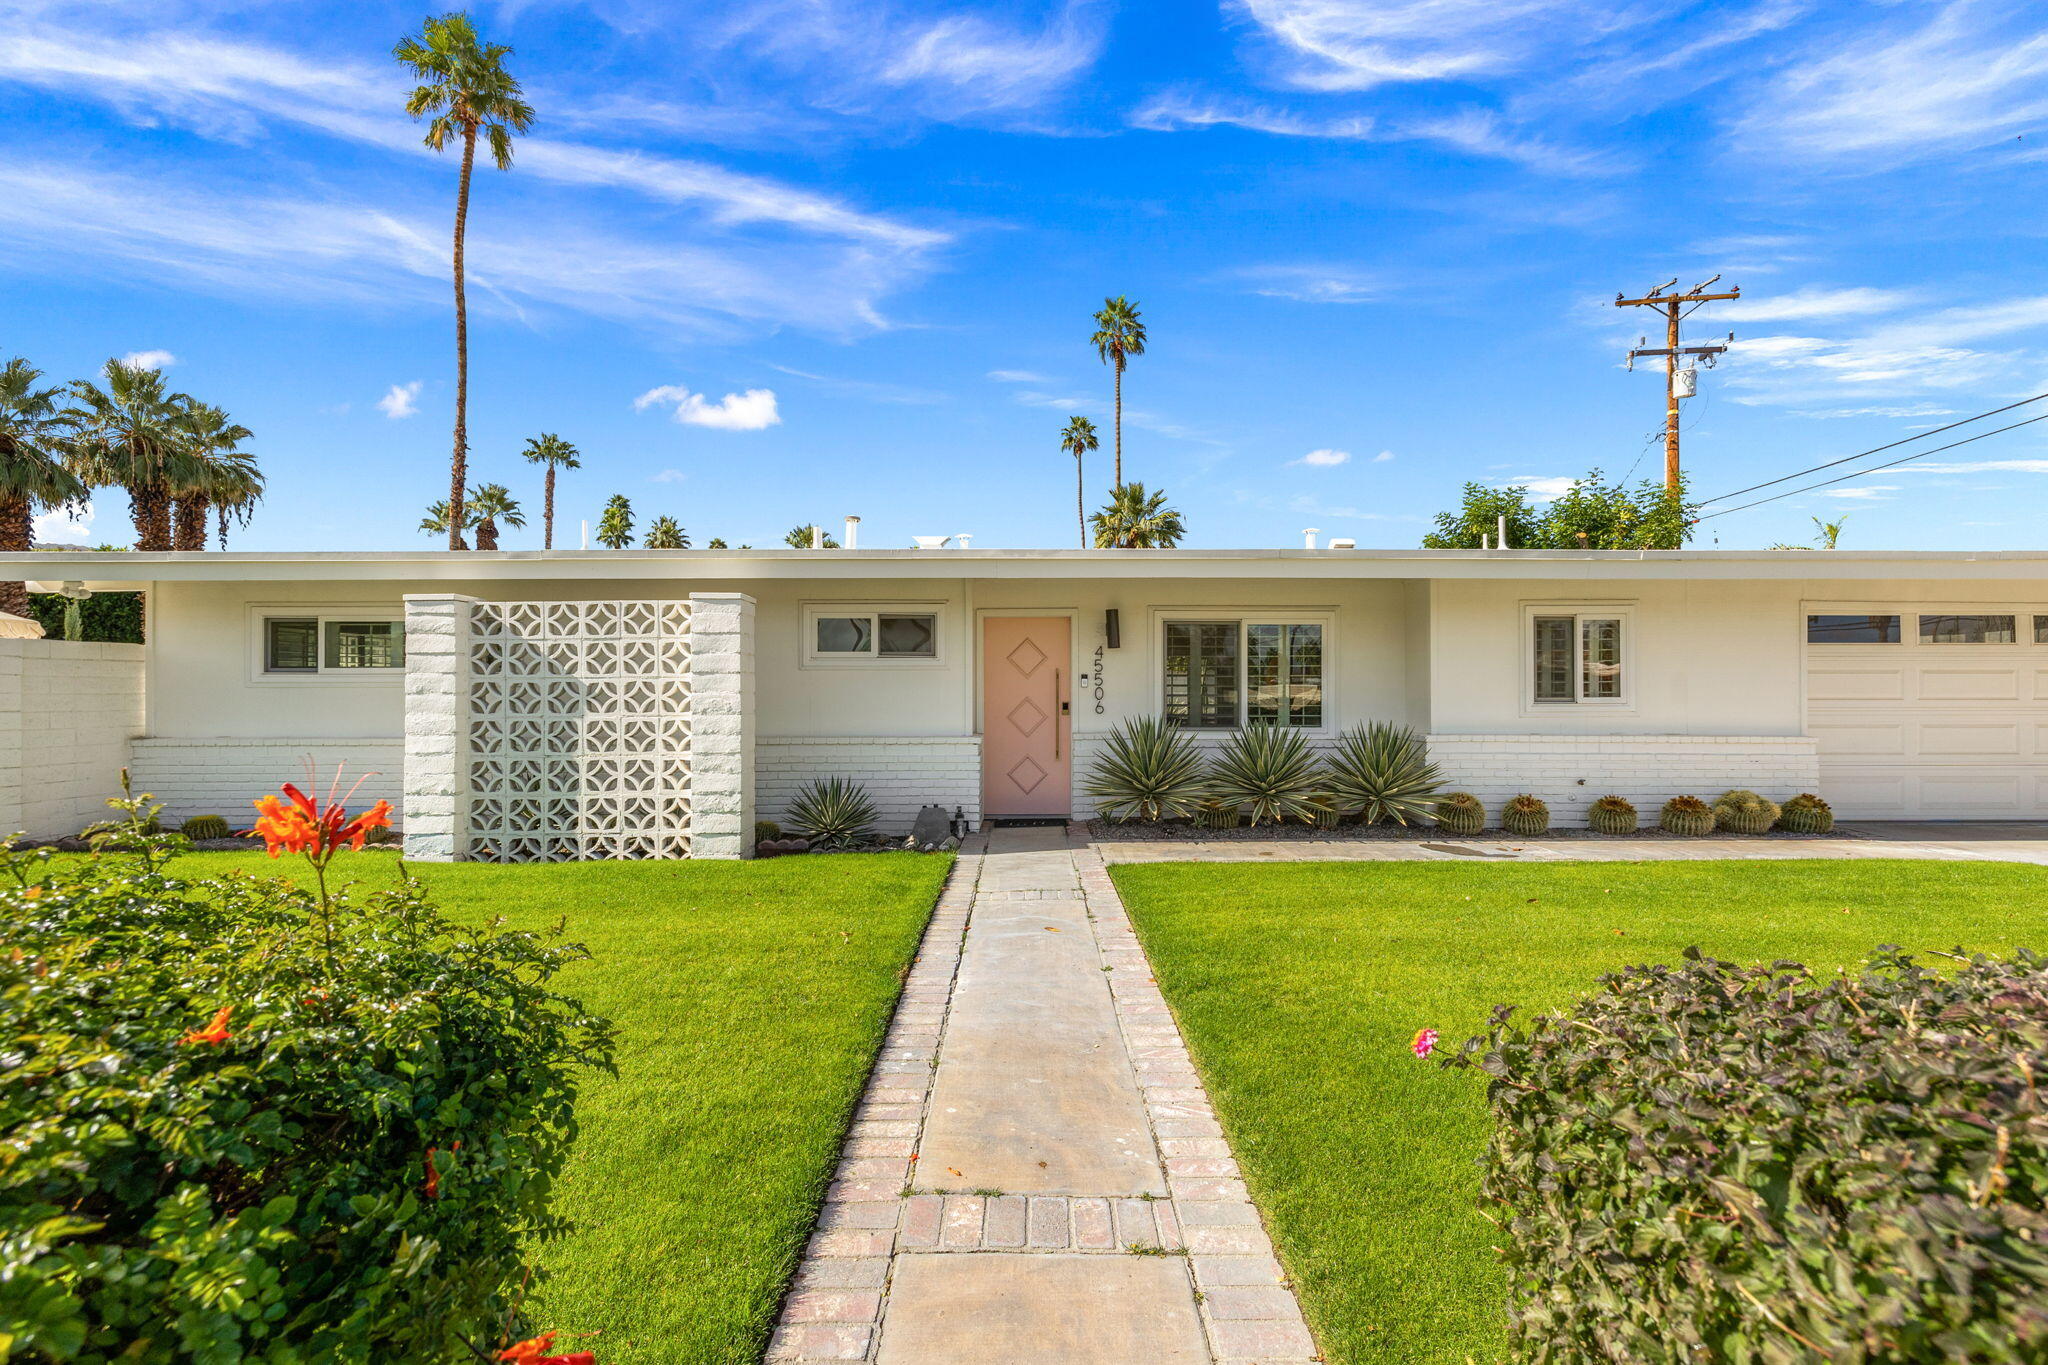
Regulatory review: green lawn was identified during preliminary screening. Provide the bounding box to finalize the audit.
[1112,858,2048,1365]
[144,850,951,1365]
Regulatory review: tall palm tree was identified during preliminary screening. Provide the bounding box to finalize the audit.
[1060,415,1098,549]
[467,482,524,550]
[1090,481,1183,549]
[419,498,478,541]
[171,400,259,551]
[1090,295,1146,487]
[0,358,86,617]
[520,432,579,549]
[65,359,190,551]
[395,14,533,551]
[644,515,689,549]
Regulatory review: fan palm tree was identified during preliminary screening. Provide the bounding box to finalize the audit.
[65,359,190,551]
[0,358,86,617]
[419,499,478,540]
[1813,515,1846,550]
[644,515,689,549]
[467,482,524,550]
[596,493,635,549]
[1090,295,1146,487]
[395,14,533,550]
[520,432,579,549]
[1091,481,1183,549]
[783,523,840,549]
[1060,416,1098,549]
[170,401,259,551]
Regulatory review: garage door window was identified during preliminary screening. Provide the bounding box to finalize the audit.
[1808,614,1900,643]
[1919,614,2016,645]
[2034,616,2048,644]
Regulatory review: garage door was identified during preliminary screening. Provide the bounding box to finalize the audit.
[1805,608,2048,819]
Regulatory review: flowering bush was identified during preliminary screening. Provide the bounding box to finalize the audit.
[1445,946,2048,1363]
[0,791,615,1362]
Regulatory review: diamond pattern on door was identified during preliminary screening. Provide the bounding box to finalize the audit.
[982,617,1071,818]
[1007,697,1048,738]
[1007,757,1047,793]
[1006,638,1048,676]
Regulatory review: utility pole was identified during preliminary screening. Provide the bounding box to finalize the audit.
[1616,276,1739,495]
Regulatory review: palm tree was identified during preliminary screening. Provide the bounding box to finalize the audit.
[520,432,579,549]
[419,499,477,540]
[210,458,266,549]
[1059,416,1098,549]
[596,493,634,549]
[1090,295,1146,487]
[783,523,840,549]
[644,515,689,549]
[395,14,534,551]
[170,401,259,551]
[1091,481,1184,549]
[65,359,190,551]
[468,482,524,550]
[1813,515,1846,550]
[0,358,86,617]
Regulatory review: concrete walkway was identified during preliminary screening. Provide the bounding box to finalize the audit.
[769,827,1316,1364]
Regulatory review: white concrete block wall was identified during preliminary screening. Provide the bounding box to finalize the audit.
[402,594,475,861]
[1425,734,1822,825]
[688,592,754,859]
[0,641,145,839]
[129,740,404,828]
[758,737,981,835]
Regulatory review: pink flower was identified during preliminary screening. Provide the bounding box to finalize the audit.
[1411,1027,1439,1059]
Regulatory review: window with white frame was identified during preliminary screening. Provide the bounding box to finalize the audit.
[1529,609,1626,705]
[262,616,405,674]
[804,605,942,664]
[1162,619,1324,728]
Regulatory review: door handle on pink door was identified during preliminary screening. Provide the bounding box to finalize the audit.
[1054,669,1062,759]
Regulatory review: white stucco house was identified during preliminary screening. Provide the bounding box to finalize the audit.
[4,544,2046,859]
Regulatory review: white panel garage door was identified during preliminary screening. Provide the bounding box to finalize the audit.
[1805,607,2048,819]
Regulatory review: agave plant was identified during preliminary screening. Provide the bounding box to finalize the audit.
[1085,714,1208,823]
[1203,724,1326,827]
[786,777,877,850]
[1323,722,1445,826]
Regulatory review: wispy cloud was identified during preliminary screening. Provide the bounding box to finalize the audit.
[1232,0,1591,91]
[120,348,176,370]
[1292,447,1351,467]
[988,368,1051,383]
[879,4,1105,114]
[650,468,689,483]
[635,384,782,430]
[377,381,421,419]
[1816,484,1899,500]
[1719,286,1915,323]
[1902,459,2048,475]
[1727,293,2048,403]
[1372,449,1395,462]
[1234,263,1382,304]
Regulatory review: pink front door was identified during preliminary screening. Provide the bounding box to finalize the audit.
[982,617,1072,818]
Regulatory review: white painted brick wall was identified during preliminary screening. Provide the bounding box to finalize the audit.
[129,739,405,828]
[401,594,474,861]
[1425,734,1821,824]
[0,641,145,839]
[758,737,981,835]
[688,592,754,859]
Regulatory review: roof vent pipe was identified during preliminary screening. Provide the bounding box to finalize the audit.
[844,515,860,550]
[1498,514,1508,550]
[810,524,823,550]
[955,533,972,549]
[1303,528,1319,550]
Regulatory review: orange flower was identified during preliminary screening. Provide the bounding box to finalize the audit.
[22,886,41,900]
[250,767,393,868]
[498,1333,557,1364]
[424,1146,440,1200]
[179,1005,234,1046]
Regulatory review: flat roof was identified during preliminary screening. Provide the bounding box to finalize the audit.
[8,545,2048,588]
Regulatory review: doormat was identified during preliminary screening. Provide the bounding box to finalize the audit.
[990,817,1068,828]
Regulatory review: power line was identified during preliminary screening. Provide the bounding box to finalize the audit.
[1698,389,2048,507]
[1696,412,2048,521]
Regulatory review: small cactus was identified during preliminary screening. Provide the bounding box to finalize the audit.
[1193,801,1242,830]
[1304,795,1342,829]
[1713,789,1781,835]
[180,814,231,840]
[1777,792,1834,834]
[1661,795,1715,836]
[754,819,783,843]
[1501,793,1550,837]
[1434,792,1486,836]
[1586,795,1638,835]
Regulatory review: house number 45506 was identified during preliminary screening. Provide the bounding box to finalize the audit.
[1091,644,1106,715]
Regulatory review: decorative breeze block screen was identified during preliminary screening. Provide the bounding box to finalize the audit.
[466,600,692,861]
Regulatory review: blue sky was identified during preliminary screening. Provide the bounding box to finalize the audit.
[7,0,2048,552]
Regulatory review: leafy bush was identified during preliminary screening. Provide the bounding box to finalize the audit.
[1713,788,1781,835]
[1660,794,1714,836]
[1322,723,1444,826]
[0,801,614,1361]
[1778,792,1834,834]
[1202,724,1326,827]
[1434,792,1485,835]
[1084,715,1208,823]
[178,813,231,840]
[1586,794,1637,834]
[27,591,145,644]
[786,777,877,849]
[1500,793,1549,837]
[1445,946,2048,1364]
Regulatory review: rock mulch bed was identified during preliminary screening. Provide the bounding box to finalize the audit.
[1085,818,1848,843]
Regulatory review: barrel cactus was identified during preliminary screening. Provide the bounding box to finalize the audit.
[1501,794,1550,837]
[180,814,231,840]
[1586,794,1638,835]
[1661,795,1716,836]
[1433,792,1486,836]
[1777,792,1835,834]
[1713,789,1781,835]
[1193,800,1243,830]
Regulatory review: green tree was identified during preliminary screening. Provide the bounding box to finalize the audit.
[784,524,840,549]
[1091,482,1184,548]
[706,536,728,549]
[1090,295,1146,486]
[597,494,635,549]
[418,499,477,541]
[1422,470,1691,550]
[395,13,533,551]
[0,358,86,617]
[1421,483,1541,549]
[1060,415,1098,549]
[467,482,524,550]
[519,433,579,549]
[643,515,688,549]
[170,400,260,552]
[65,359,190,552]
[1812,515,1846,550]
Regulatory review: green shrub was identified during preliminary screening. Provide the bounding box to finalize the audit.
[1500,793,1549,837]
[1660,794,1714,836]
[27,591,145,644]
[786,777,877,849]
[178,813,232,840]
[1445,946,2048,1363]
[1434,792,1485,835]
[0,807,614,1361]
[1713,788,1780,835]
[1322,722,1445,826]
[1084,715,1208,823]
[1202,724,1326,827]
[1778,792,1835,834]
[1586,794,1637,834]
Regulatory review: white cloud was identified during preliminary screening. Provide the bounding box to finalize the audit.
[377,381,421,419]
[1372,449,1395,462]
[119,348,175,370]
[1789,404,1958,420]
[1727,294,2048,404]
[880,5,1104,113]
[1902,459,2048,475]
[1719,287,1915,324]
[1232,0,1587,90]
[31,499,93,545]
[1293,447,1351,467]
[635,384,782,431]
[650,468,689,483]
[988,369,1050,383]
[1502,474,1577,501]
[1235,263,1381,304]
[1816,485,1900,500]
